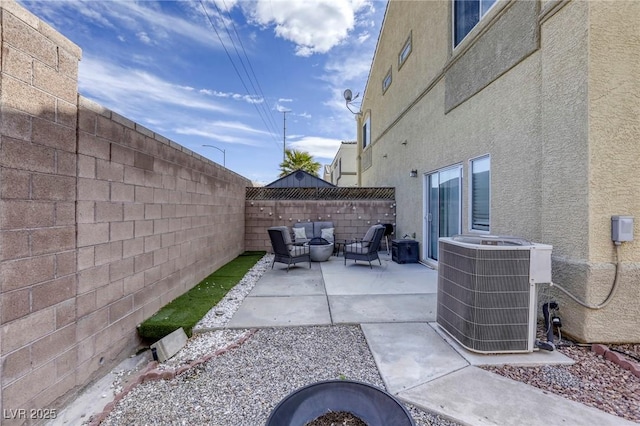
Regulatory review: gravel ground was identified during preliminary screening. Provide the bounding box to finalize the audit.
[97,253,639,425]
[483,342,640,423]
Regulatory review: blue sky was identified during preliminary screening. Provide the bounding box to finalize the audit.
[20,0,386,185]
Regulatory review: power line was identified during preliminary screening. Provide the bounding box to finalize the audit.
[218,0,281,139]
[198,0,282,149]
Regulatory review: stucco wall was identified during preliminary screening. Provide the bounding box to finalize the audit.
[0,1,250,419]
[357,0,640,343]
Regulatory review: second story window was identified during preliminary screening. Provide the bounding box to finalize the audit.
[453,0,496,47]
[399,32,412,69]
[362,116,371,149]
[382,68,392,94]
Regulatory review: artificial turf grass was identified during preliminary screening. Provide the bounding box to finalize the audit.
[137,251,266,343]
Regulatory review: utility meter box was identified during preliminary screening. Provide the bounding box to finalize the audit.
[611,216,634,243]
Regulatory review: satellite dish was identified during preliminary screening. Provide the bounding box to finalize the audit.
[343,89,353,102]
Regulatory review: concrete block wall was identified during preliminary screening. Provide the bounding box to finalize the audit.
[245,200,397,252]
[0,1,250,421]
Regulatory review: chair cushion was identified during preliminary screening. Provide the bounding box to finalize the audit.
[344,242,365,253]
[270,226,292,245]
[361,225,378,247]
[320,227,334,243]
[293,227,308,241]
[289,245,310,256]
[313,221,334,238]
[293,222,313,239]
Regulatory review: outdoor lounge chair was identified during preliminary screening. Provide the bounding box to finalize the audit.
[344,224,386,268]
[268,226,311,272]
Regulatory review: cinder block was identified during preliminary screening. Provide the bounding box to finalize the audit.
[96,159,124,182]
[78,132,110,160]
[33,60,77,103]
[111,144,135,166]
[1,288,30,322]
[31,116,76,152]
[96,115,124,142]
[111,182,135,202]
[32,275,75,310]
[150,327,188,362]
[31,324,76,367]
[1,307,56,353]
[134,220,154,237]
[0,230,30,261]
[123,238,144,258]
[0,167,31,200]
[76,291,97,318]
[77,222,109,247]
[124,203,145,221]
[77,177,110,201]
[2,346,31,385]
[56,250,77,277]
[135,186,154,203]
[55,298,77,328]
[0,200,55,229]
[109,257,133,282]
[77,264,109,293]
[56,151,77,176]
[2,75,56,119]
[55,201,76,226]
[0,137,56,173]
[31,226,75,255]
[0,254,56,291]
[95,201,124,223]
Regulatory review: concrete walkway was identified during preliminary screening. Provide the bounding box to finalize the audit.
[229,253,635,426]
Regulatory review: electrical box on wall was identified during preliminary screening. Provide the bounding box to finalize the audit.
[611,215,634,244]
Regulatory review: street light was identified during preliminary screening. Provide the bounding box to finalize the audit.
[202,144,226,167]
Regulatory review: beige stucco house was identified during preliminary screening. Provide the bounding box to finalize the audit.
[325,141,358,186]
[355,0,640,343]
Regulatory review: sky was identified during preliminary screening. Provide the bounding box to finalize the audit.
[19,0,386,185]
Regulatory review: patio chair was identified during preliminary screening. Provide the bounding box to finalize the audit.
[268,226,311,272]
[344,224,386,268]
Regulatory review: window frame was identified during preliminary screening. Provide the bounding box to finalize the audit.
[362,115,371,150]
[382,67,392,94]
[452,0,497,48]
[398,31,412,70]
[468,154,491,233]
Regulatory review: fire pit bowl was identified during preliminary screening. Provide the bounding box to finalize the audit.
[265,379,415,426]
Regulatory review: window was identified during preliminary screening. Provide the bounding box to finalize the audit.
[453,0,496,47]
[398,32,412,68]
[382,68,392,93]
[470,155,490,231]
[362,116,370,149]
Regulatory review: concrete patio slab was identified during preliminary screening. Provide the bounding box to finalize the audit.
[362,322,469,394]
[226,295,331,328]
[329,294,437,324]
[398,366,637,426]
[248,271,325,296]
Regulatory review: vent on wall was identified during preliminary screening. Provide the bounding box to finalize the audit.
[437,235,552,353]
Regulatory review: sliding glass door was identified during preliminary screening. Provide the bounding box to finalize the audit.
[425,166,462,262]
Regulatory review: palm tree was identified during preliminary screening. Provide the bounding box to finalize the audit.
[279,149,322,177]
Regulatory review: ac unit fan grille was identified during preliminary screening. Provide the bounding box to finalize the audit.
[437,241,533,353]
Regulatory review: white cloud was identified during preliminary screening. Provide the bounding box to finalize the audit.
[136,31,152,45]
[245,0,371,56]
[78,56,236,120]
[175,120,274,146]
[287,136,343,159]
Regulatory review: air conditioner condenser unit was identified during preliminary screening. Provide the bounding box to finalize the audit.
[437,235,552,353]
